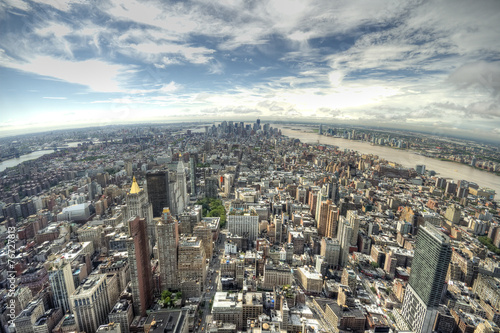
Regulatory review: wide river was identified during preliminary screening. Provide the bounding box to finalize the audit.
[0,142,83,172]
[278,127,500,198]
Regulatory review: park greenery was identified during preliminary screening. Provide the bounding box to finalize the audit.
[196,197,227,228]
[161,290,182,307]
[478,236,500,255]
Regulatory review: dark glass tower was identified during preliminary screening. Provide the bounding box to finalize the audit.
[146,170,169,218]
[401,222,452,333]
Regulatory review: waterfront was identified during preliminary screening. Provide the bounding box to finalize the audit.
[0,150,55,172]
[0,142,84,172]
[279,127,500,198]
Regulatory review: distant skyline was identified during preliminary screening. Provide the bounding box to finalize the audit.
[1,0,500,141]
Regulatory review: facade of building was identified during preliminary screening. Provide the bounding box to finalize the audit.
[156,208,179,291]
[69,274,110,333]
[401,223,452,333]
[146,170,169,218]
[296,266,322,293]
[228,208,259,242]
[126,177,155,247]
[178,236,206,297]
[126,216,153,317]
[473,274,500,311]
[262,263,293,290]
[108,299,134,333]
[338,216,353,267]
[48,260,75,314]
[320,238,340,269]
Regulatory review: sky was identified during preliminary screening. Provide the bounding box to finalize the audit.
[1,0,500,141]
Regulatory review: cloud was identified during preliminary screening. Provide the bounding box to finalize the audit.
[43,96,67,99]
[8,56,128,92]
[448,61,500,96]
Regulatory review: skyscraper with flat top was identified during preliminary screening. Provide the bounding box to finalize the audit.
[70,274,110,333]
[156,208,179,290]
[127,216,153,317]
[146,170,169,218]
[401,222,452,333]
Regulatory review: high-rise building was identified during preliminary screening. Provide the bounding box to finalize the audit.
[126,216,153,317]
[108,299,134,333]
[178,236,207,297]
[171,160,188,215]
[70,274,111,333]
[416,165,426,175]
[320,238,340,269]
[146,170,169,218]
[401,223,452,333]
[126,177,155,247]
[156,208,179,291]
[189,156,196,196]
[338,216,353,267]
[228,207,259,242]
[347,210,360,246]
[325,203,339,239]
[317,199,332,237]
[205,176,219,199]
[194,221,214,259]
[48,260,75,313]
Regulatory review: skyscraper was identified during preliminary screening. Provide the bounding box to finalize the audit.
[171,160,188,215]
[146,170,169,218]
[48,260,75,313]
[127,216,153,317]
[401,223,452,333]
[126,177,155,246]
[156,208,179,291]
[347,210,360,246]
[70,274,110,333]
[205,176,219,199]
[338,217,353,267]
[189,156,196,196]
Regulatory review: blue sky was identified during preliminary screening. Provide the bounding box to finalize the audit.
[1,0,500,141]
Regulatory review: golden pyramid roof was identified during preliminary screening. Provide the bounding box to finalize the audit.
[130,176,141,194]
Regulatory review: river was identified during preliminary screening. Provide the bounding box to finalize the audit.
[278,127,500,198]
[0,150,55,172]
[0,142,84,172]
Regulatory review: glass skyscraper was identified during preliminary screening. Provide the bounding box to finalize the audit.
[401,222,452,333]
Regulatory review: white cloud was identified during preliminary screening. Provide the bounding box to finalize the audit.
[9,56,128,92]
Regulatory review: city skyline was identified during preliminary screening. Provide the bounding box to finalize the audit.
[1,0,500,141]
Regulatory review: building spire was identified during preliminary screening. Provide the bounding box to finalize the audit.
[130,176,141,194]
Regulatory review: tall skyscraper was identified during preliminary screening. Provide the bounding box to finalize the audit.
[146,170,169,218]
[178,236,206,297]
[205,176,219,199]
[70,274,110,333]
[171,160,188,215]
[401,223,452,333]
[338,216,353,267]
[127,216,153,317]
[126,177,155,246]
[156,208,179,291]
[325,203,339,239]
[189,156,196,196]
[48,260,75,313]
[317,199,332,237]
[346,210,360,246]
